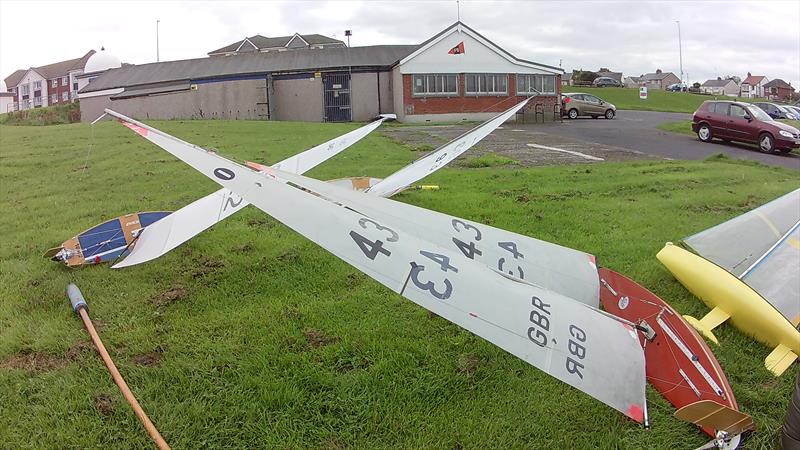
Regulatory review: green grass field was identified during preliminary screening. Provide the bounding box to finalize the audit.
[562,87,769,114]
[1,120,798,449]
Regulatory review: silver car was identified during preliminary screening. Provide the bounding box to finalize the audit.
[561,93,617,119]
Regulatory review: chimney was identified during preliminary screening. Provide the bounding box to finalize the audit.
[656,69,662,74]
[747,72,751,77]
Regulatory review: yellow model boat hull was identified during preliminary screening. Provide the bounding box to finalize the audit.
[657,243,800,375]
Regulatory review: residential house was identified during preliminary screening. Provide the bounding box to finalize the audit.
[3,50,95,111]
[0,92,14,113]
[208,33,346,56]
[639,69,680,90]
[79,22,564,123]
[763,79,794,102]
[740,73,768,98]
[595,68,623,83]
[623,76,641,88]
[700,78,739,97]
[562,71,573,86]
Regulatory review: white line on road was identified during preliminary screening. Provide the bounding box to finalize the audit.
[526,143,605,161]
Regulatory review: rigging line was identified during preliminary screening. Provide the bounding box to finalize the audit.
[111,233,142,266]
[81,119,96,180]
[645,375,721,398]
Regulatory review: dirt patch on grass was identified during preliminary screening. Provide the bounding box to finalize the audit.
[283,305,303,320]
[233,243,254,253]
[0,350,67,373]
[456,353,480,376]
[152,285,187,307]
[94,394,115,416]
[132,351,162,367]
[324,437,347,450]
[305,329,339,349]
[277,248,300,263]
[248,217,275,229]
[66,340,94,359]
[191,257,225,278]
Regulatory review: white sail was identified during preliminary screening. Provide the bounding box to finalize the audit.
[109,111,391,268]
[366,98,530,197]
[109,115,647,421]
[110,112,599,307]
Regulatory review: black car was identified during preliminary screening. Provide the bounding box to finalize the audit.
[592,77,621,87]
[752,102,797,120]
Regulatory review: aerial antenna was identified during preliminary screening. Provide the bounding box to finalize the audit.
[156,19,160,62]
[457,0,461,23]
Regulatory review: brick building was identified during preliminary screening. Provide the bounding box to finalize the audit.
[79,22,563,123]
[3,50,95,111]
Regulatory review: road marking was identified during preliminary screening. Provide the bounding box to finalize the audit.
[526,143,604,161]
[512,129,524,132]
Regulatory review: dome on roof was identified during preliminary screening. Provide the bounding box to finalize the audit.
[84,47,121,73]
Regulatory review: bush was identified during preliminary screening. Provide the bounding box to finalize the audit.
[0,102,80,126]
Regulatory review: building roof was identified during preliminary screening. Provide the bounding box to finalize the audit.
[641,71,677,81]
[3,69,26,88]
[209,33,345,55]
[81,45,418,93]
[702,79,736,87]
[3,51,95,88]
[596,69,622,82]
[763,78,793,89]
[742,75,765,85]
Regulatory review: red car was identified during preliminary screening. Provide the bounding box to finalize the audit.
[692,100,800,153]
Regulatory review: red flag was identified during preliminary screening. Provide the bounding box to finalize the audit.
[448,41,465,55]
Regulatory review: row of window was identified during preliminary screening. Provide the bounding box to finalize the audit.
[14,92,78,110]
[412,73,558,96]
[14,81,79,96]
[49,91,71,103]
[50,76,70,88]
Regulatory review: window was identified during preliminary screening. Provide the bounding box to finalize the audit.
[21,84,29,96]
[412,74,459,96]
[62,76,68,85]
[73,82,78,91]
[517,74,557,95]
[465,74,508,95]
[583,95,601,103]
[710,103,728,115]
[62,91,69,101]
[34,97,42,106]
[730,104,747,118]
[33,81,42,90]
[51,79,58,88]
[50,94,58,104]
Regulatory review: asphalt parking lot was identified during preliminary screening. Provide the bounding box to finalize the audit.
[383,110,800,170]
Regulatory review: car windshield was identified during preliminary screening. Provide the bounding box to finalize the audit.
[746,104,773,121]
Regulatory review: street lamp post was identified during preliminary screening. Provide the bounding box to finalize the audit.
[156,20,160,62]
[675,20,683,86]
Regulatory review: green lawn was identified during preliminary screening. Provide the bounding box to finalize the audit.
[562,87,769,114]
[1,120,798,449]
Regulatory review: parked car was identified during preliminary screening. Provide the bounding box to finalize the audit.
[592,77,621,87]
[777,105,799,120]
[561,93,617,119]
[666,83,688,92]
[784,105,800,119]
[752,102,797,120]
[692,100,800,153]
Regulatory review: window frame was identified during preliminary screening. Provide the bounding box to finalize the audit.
[412,73,459,97]
[516,74,557,95]
[51,79,58,88]
[62,91,69,101]
[465,73,508,96]
[33,80,42,90]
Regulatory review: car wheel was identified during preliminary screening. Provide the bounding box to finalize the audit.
[568,109,579,119]
[758,133,775,153]
[697,124,713,142]
[604,109,615,119]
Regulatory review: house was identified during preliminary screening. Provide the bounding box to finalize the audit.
[623,76,641,88]
[595,68,623,83]
[562,71,573,86]
[740,73,768,98]
[208,33,346,56]
[700,78,739,97]
[79,22,563,123]
[0,92,14,113]
[639,69,680,90]
[763,79,794,102]
[3,50,95,111]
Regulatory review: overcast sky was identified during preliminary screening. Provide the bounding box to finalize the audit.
[1,0,799,89]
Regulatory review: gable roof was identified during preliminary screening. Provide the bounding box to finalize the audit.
[81,45,418,94]
[398,21,562,73]
[596,70,622,82]
[763,78,793,89]
[3,51,95,88]
[742,75,765,85]
[209,34,345,55]
[3,69,26,88]
[702,79,736,87]
[641,71,677,81]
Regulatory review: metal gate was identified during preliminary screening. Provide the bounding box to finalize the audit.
[322,72,351,122]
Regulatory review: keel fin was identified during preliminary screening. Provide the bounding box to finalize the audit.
[765,344,797,377]
[683,307,730,345]
[674,400,754,437]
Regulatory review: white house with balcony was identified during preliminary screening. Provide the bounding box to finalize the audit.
[3,50,94,111]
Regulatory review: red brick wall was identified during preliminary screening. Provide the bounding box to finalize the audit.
[402,73,562,119]
[47,75,72,104]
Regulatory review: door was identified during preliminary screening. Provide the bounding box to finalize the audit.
[725,104,754,142]
[704,102,729,137]
[582,95,604,115]
[322,72,351,122]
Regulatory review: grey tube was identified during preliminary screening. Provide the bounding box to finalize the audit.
[66,283,88,313]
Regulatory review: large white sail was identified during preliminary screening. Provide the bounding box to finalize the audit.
[109,114,647,421]
[366,98,530,197]
[108,112,392,268]
[110,112,600,307]
[684,189,800,324]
